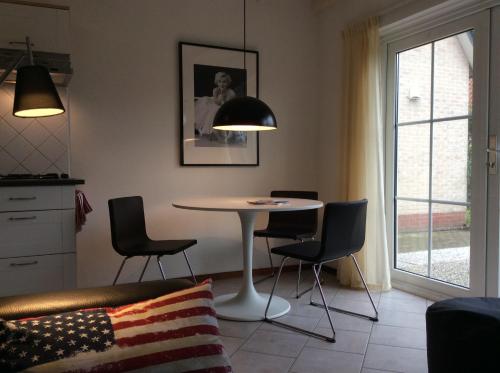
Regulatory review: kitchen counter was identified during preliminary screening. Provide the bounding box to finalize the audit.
[0,178,85,187]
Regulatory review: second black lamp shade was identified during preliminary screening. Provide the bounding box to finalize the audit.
[13,65,65,118]
[212,96,277,131]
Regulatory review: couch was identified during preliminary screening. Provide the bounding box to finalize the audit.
[0,279,193,320]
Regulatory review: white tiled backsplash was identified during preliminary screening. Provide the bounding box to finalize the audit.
[0,85,69,175]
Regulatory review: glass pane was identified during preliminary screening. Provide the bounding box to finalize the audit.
[431,203,470,288]
[433,31,474,119]
[397,44,432,123]
[432,119,471,203]
[396,200,429,277]
[397,123,430,199]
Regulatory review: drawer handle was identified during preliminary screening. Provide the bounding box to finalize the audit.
[10,261,38,267]
[8,197,37,201]
[8,216,37,221]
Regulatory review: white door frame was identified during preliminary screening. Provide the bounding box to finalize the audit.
[487,6,500,297]
[384,10,491,300]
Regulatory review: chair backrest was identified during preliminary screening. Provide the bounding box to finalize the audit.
[108,196,149,256]
[267,190,318,233]
[317,199,368,262]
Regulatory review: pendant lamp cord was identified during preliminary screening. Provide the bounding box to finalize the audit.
[243,0,246,71]
[25,36,33,65]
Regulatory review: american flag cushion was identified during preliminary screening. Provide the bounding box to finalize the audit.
[0,279,232,372]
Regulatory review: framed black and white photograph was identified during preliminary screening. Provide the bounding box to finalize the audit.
[179,42,259,166]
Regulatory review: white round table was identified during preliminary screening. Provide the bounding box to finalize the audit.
[172,196,323,321]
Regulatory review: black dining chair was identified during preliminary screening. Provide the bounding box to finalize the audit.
[264,199,378,343]
[108,196,197,285]
[254,190,319,298]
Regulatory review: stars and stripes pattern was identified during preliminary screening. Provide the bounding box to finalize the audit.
[0,309,114,371]
[0,280,232,372]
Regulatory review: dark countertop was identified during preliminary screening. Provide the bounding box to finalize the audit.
[0,178,85,187]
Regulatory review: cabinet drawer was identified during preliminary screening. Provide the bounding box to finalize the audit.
[0,187,66,211]
[0,210,68,258]
[0,254,75,297]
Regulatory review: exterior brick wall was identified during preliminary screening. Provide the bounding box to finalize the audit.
[396,34,471,229]
[398,211,467,233]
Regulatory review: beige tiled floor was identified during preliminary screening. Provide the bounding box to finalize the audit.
[213,271,430,373]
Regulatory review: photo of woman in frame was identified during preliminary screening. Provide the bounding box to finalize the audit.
[193,64,247,147]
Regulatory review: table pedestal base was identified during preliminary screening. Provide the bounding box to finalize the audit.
[214,292,290,321]
[172,199,322,322]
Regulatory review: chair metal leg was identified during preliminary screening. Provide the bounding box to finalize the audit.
[157,256,166,280]
[183,250,197,284]
[295,237,322,299]
[310,255,379,321]
[312,264,336,341]
[351,254,379,320]
[309,263,323,304]
[297,275,323,299]
[264,259,335,343]
[296,260,302,298]
[266,237,274,272]
[264,256,287,318]
[254,237,275,285]
[113,257,128,285]
[138,256,151,282]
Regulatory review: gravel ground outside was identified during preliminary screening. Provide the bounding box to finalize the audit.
[397,246,470,288]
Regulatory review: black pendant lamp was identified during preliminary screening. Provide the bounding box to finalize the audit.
[212,0,277,131]
[13,37,65,118]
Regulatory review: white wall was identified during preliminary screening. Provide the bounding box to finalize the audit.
[2,0,455,288]
[66,0,320,287]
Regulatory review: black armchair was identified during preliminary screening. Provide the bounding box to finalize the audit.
[254,190,319,298]
[264,199,378,342]
[108,196,197,285]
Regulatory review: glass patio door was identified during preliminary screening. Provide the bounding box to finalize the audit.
[386,11,490,297]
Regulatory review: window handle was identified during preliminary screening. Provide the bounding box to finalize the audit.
[487,135,497,174]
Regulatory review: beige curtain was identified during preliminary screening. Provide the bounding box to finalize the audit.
[337,17,391,291]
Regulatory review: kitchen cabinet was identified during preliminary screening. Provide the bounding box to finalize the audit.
[0,181,83,296]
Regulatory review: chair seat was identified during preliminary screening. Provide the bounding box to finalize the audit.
[124,239,197,257]
[254,228,315,240]
[271,241,321,262]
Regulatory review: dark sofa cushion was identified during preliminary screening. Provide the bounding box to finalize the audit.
[0,279,192,320]
[426,297,500,373]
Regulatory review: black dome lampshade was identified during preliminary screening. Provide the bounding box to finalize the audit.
[13,65,65,118]
[212,0,277,132]
[212,96,277,131]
